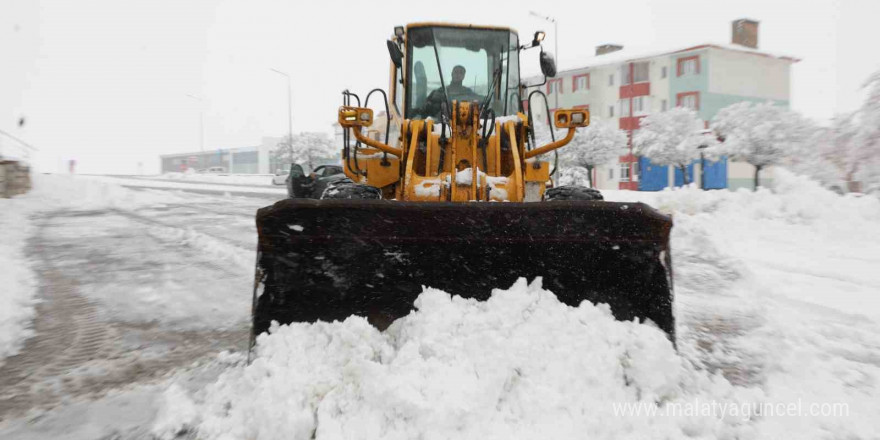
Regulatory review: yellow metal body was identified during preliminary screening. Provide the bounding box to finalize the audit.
[338,23,589,202]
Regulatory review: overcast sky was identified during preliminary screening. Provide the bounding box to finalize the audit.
[2,0,879,174]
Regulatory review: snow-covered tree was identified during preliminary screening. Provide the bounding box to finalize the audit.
[557,166,591,187]
[632,107,716,185]
[559,119,627,187]
[854,71,880,192]
[816,113,865,191]
[274,132,338,171]
[712,101,810,190]
[530,117,564,147]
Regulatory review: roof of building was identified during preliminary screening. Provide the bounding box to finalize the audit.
[555,42,800,75]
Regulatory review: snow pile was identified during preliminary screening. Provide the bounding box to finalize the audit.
[608,169,880,438]
[154,172,276,187]
[0,196,38,364]
[35,173,192,211]
[647,169,880,232]
[155,279,757,440]
[79,174,288,196]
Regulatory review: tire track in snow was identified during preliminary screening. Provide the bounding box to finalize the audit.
[0,210,250,420]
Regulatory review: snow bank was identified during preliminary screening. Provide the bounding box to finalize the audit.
[152,172,276,187]
[609,169,880,438]
[35,173,192,211]
[79,175,288,196]
[652,169,879,230]
[155,279,758,440]
[0,196,37,364]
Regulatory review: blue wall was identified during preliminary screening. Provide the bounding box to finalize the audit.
[701,156,728,189]
[673,163,695,187]
[638,156,728,190]
[638,157,668,191]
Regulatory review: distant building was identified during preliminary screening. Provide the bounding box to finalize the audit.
[160,137,282,174]
[525,18,799,190]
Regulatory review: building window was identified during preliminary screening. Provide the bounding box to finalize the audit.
[633,62,649,83]
[661,99,667,111]
[677,92,700,110]
[608,105,614,117]
[608,74,614,86]
[619,99,631,116]
[677,56,700,76]
[547,79,563,94]
[572,74,590,92]
[609,168,614,179]
[619,162,631,182]
[661,66,667,79]
[620,64,631,85]
[632,96,649,115]
[632,160,640,176]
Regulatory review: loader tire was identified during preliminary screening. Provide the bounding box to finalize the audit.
[320,178,382,200]
[543,185,604,201]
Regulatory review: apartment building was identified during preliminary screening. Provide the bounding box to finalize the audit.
[525,19,799,190]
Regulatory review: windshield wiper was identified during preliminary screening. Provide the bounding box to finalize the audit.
[429,28,453,122]
[479,47,505,118]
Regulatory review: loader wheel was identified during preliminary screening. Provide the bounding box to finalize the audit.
[543,185,604,201]
[321,178,382,200]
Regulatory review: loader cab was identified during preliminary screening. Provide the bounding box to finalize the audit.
[400,25,521,120]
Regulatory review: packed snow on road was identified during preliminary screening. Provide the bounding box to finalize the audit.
[1,172,878,439]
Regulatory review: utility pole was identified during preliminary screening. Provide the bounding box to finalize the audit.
[185,94,205,152]
[270,68,294,161]
[530,11,559,109]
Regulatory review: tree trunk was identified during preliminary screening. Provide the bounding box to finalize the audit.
[680,165,690,185]
[586,165,594,188]
[754,164,762,191]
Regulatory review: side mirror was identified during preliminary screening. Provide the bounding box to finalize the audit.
[387,40,403,69]
[540,51,557,78]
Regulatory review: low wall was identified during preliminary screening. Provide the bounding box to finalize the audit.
[0,161,32,198]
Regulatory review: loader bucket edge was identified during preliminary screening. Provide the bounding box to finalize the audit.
[252,199,674,341]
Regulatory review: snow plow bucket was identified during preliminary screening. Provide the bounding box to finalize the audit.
[252,199,674,340]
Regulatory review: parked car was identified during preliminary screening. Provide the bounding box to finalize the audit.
[287,164,345,198]
[271,169,289,185]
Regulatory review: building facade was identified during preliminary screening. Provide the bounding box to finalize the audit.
[160,137,282,174]
[525,19,798,191]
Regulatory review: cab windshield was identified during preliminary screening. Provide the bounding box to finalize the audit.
[406,27,520,120]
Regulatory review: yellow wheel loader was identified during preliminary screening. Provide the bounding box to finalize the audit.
[251,23,674,343]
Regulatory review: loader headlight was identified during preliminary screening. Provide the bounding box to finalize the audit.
[554,108,590,128]
[338,106,373,127]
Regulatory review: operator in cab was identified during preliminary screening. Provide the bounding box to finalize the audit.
[424,65,480,118]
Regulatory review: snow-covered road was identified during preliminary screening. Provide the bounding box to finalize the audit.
[0,177,264,433]
[1,173,878,439]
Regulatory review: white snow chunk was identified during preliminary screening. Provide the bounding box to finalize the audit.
[154,278,759,440]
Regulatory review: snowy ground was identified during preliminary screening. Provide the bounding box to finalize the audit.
[1,172,878,439]
[81,174,287,197]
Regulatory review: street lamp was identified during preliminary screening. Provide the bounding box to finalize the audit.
[529,11,559,108]
[185,94,205,152]
[270,68,294,151]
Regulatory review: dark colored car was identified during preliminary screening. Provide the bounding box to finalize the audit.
[286,164,345,198]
